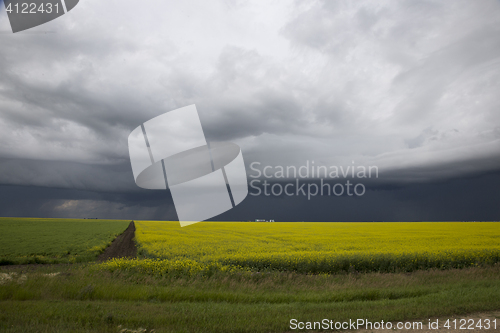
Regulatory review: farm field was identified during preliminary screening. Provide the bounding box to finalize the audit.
[1,219,500,332]
[0,218,131,264]
[1,264,500,332]
[102,221,500,275]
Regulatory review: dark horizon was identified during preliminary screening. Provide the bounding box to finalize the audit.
[1,168,499,222]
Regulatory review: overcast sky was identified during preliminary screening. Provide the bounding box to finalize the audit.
[0,0,499,221]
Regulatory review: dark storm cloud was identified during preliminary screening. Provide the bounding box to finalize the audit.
[213,170,500,222]
[0,158,136,192]
[0,184,178,220]
[199,46,308,141]
[2,168,498,222]
[0,0,499,219]
[0,31,181,163]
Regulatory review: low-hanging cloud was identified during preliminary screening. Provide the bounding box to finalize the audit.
[0,0,499,219]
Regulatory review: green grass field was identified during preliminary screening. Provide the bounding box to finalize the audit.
[1,219,500,332]
[1,264,500,332]
[0,218,131,264]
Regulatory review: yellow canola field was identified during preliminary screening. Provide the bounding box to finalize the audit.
[102,221,500,275]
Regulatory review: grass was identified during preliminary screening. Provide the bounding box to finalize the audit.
[0,264,500,332]
[0,218,131,265]
[1,219,500,331]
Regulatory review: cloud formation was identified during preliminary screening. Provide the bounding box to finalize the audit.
[0,0,499,220]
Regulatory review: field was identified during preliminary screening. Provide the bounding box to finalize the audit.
[100,221,500,275]
[0,218,131,264]
[1,265,500,332]
[1,219,500,332]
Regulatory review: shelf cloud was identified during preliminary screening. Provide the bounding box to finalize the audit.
[0,0,499,221]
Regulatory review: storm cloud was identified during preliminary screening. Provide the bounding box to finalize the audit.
[0,0,499,221]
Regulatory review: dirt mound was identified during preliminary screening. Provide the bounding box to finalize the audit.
[97,221,137,261]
